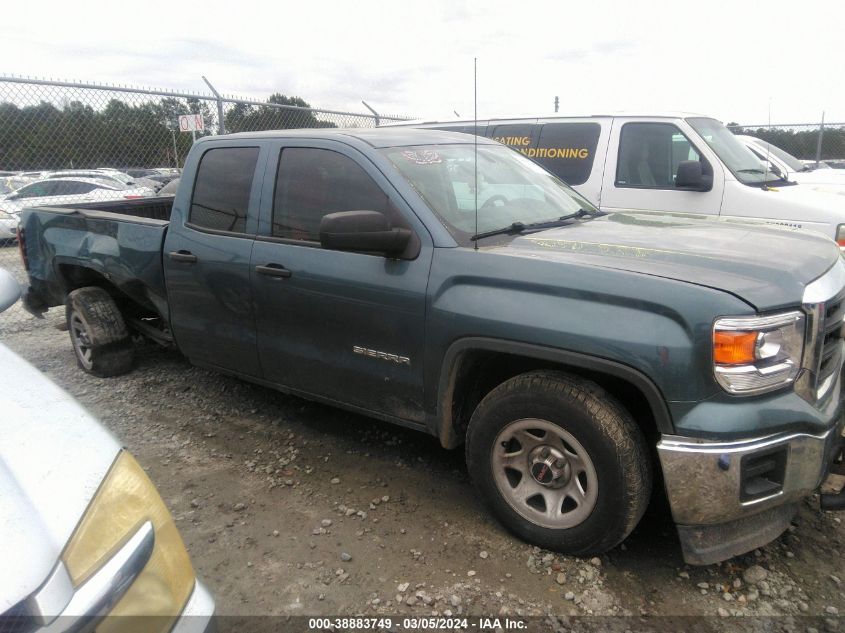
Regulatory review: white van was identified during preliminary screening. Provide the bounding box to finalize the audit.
[394,113,845,247]
[734,134,845,194]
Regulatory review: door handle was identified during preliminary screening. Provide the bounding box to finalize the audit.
[255,263,292,278]
[168,250,198,263]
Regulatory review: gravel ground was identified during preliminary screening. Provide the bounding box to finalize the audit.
[2,245,845,627]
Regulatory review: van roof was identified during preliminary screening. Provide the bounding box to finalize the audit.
[208,127,500,149]
[383,111,714,126]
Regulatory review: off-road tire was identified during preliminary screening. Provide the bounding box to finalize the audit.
[465,370,652,556]
[65,286,134,377]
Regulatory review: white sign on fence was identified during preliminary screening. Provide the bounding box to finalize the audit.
[178,114,204,132]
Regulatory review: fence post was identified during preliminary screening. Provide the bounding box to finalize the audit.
[203,75,226,135]
[815,111,825,168]
[361,101,380,127]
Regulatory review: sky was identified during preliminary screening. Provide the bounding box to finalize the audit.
[2,0,844,125]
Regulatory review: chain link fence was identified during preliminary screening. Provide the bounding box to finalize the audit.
[727,121,845,168]
[0,75,411,332]
[0,75,410,248]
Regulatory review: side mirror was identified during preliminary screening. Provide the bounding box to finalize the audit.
[319,210,411,257]
[675,160,707,190]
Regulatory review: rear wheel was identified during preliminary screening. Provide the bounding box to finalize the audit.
[66,287,134,377]
[466,370,651,555]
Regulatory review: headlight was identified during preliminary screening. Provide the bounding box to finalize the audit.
[713,311,805,394]
[62,451,195,630]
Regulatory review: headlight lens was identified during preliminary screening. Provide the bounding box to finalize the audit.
[713,311,805,394]
[61,451,195,630]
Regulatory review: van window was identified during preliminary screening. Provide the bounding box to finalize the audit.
[272,147,396,242]
[534,123,601,185]
[190,147,259,233]
[488,124,540,155]
[616,123,702,189]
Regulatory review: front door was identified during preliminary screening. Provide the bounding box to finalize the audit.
[600,119,724,216]
[251,141,432,422]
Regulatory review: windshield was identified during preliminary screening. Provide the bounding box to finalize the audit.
[686,117,784,186]
[381,144,597,245]
[746,138,806,172]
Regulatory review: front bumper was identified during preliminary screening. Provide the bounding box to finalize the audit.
[658,419,845,565]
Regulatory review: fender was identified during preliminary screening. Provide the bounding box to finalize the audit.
[434,337,674,448]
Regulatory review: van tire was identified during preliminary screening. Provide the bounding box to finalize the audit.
[465,370,651,556]
[65,287,134,377]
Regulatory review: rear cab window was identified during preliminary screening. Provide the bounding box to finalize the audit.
[189,147,260,234]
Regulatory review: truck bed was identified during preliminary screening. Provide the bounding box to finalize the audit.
[36,196,174,222]
[20,197,175,324]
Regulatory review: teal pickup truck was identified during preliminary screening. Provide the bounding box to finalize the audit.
[18,128,845,564]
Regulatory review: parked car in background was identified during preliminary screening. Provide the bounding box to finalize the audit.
[45,169,163,192]
[0,267,215,632]
[735,135,845,192]
[0,178,156,216]
[125,167,181,181]
[392,112,845,246]
[0,209,17,244]
[806,160,832,169]
[158,177,180,195]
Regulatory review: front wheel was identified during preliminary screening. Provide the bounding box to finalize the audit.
[465,370,652,555]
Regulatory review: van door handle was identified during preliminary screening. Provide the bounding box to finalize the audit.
[168,250,198,263]
[255,263,292,278]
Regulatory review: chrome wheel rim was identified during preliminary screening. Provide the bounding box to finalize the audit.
[70,312,94,370]
[491,418,598,529]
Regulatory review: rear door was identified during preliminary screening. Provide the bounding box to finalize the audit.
[599,118,724,215]
[250,139,432,422]
[164,142,267,377]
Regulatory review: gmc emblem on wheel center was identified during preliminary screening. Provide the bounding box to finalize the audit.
[352,346,411,366]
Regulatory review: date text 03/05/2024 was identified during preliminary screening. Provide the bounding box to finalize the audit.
[307,617,528,630]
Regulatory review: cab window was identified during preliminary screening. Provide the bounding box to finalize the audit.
[189,147,259,233]
[616,123,703,189]
[272,148,398,242]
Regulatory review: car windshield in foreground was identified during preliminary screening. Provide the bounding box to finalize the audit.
[381,144,598,245]
[687,117,786,186]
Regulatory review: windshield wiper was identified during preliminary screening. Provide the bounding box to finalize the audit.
[471,208,591,242]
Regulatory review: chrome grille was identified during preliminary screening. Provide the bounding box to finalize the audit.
[819,292,845,388]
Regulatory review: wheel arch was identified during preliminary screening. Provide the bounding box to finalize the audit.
[435,338,673,449]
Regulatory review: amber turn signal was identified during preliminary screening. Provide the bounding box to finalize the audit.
[713,330,758,365]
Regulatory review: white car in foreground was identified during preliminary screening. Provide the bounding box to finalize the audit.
[0,268,214,632]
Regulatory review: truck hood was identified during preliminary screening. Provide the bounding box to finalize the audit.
[504,212,840,311]
[0,343,119,612]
